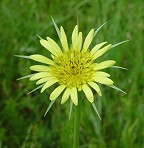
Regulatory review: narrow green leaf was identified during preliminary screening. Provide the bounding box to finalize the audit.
[17,74,34,81]
[77,14,79,26]
[94,22,107,37]
[51,17,60,39]
[27,84,44,95]
[44,100,56,117]
[111,40,130,49]
[14,55,30,59]
[110,66,128,70]
[109,85,126,94]
[92,103,102,120]
[69,100,73,120]
[37,35,42,39]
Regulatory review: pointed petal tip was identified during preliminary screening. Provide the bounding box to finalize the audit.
[82,28,95,52]
[49,98,54,101]
[46,37,50,40]
[72,100,78,106]
[29,77,33,81]
[99,92,102,96]
[60,26,63,30]
[109,44,112,47]
[92,28,95,31]
[74,102,78,106]
[40,88,44,93]
[90,100,94,103]
[61,98,67,105]
[29,66,33,70]
[61,101,64,105]
[90,28,95,34]
[74,25,78,29]
[113,60,116,63]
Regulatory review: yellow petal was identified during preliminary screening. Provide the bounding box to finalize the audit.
[88,82,102,96]
[46,37,62,54]
[30,65,50,72]
[40,39,59,55]
[94,71,110,77]
[94,60,116,70]
[94,77,113,86]
[93,44,112,60]
[29,72,51,81]
[36,77,52,85]
[82,84,94,103]
[51,54,54,59]
[78,86,82,91]
[78,32,83,50]
[82,29,94,52]
[61,88,70,104]
[60,26,69,51]
[70,87,78,105]
[30,54,54,65]
[90,42,107,55]
[72,25,78,48]
[41,79,58,93]
[50,85,66,100]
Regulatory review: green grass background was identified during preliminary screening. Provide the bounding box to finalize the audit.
[0,0,144,147]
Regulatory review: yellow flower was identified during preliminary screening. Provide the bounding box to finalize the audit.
[28,24,115,106]
[16,19,128,119]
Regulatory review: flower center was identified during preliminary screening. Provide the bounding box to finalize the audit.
[51,49,95,88]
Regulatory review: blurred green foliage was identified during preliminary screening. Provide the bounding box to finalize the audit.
[0,0,144,147]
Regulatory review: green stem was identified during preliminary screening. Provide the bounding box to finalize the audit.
[73,100,81,148]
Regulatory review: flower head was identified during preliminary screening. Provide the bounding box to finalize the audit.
[16,19,128,119]
[28,24,116,106]
[16,18,128,118]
